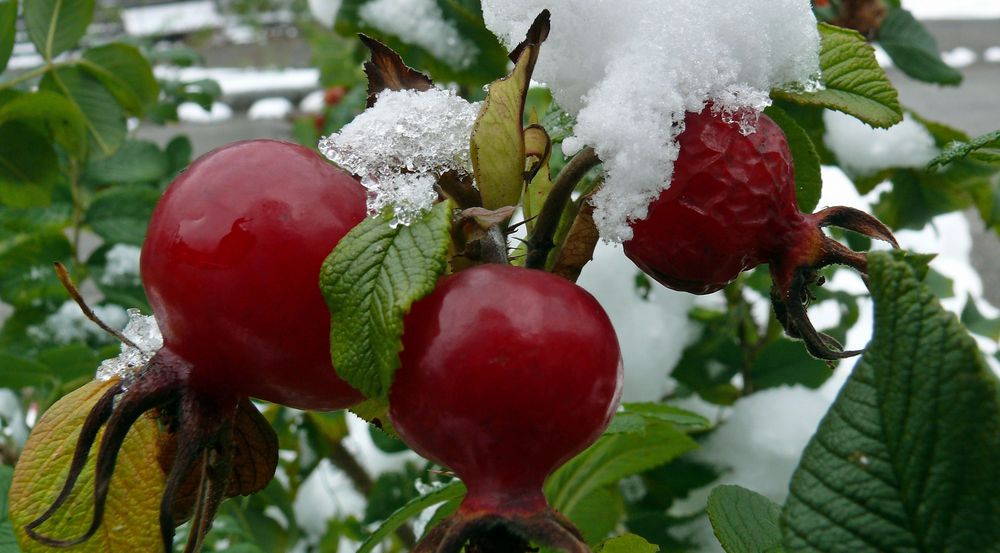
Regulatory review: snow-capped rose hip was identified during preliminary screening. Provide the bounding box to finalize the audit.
[27,140,367,551]
[389,264,623,553]
[624,106,898,359]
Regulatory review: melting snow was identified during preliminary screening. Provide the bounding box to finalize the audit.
[319,88,480,227]
[482,0,821,241]
[823,110,939,175]
[177,101,234,123]
[96,309,163,381]
[985,47,1000,63]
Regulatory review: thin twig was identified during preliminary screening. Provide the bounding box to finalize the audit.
[524,147,601,269]
[53,262,139,350]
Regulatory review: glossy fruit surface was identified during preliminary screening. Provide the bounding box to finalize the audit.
[624,107,804,294]
[389,264,623,511]
[142,139,366,409]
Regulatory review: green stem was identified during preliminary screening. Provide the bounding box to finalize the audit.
[524,147,601,270]
[68,158,84,266]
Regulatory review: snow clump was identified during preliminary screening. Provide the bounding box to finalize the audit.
[360,0,477,69]
[319,88,481,227]
[96,309,163,381]
[823,111,939,175]
[481,0,821,241]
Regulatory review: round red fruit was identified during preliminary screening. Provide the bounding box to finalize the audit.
[624,107,803,294]
[142,139,367,409]
[390,264,623,513]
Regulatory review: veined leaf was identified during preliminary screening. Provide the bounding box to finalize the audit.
[764,105,822,213]
[595,533,660,553]
[781,251,1000,552]
[356,481,465,553]
[39,67,126,160]
[545,419,697,522]
[0,90,88,158]
[878,6,962,86]
[708,485,785,553]
[320,202,453,399]
[930,129,1000,168]
[80,43,159,116]
[0,0,17,72]
[23,0,95,60]
[773,23,901,129]
[0,122,59,208]
[8,379,167,552]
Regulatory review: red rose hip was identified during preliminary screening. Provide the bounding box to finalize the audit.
[390,264,623,552]
[625,106,898,359]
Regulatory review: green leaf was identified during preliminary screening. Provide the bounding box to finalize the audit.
[8,379,167,552]
[564,486,623,546]
[749,339,831,390]
[470,45,536,210]
[80,43,159,116]
[930,129,1000,168]
[0,229,72,308]
[320,202,453,399]
[546,419,698,522]
[782,251,1000,552]
[0,464,18,552]
[764,105,822,213]
[364,465,422,524]
[348,397,398,437]
[0,351,55,389]
[708,485,784,553]
[595,533,660,553]
[40,67,126,160]
[23,0,95,59]
[36,343,101,383]
[0,122,59,208]
[357,481,466,553]
[961,294,1000,342]
[85,185,161,245]
[619,402,711,430]
[84,140,168,185]
[0,0,18,73]
[773,23,901,129]
[0,90,88,158]
[877,7,962,86]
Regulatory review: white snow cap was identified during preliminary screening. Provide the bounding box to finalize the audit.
[482,0,821,241]
[96,309,163,382]
[319,88,481,227]
[823,110,939,175]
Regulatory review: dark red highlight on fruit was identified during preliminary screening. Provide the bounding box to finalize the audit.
[390,264,623,552]
[27,140,367,552]
[625,107,897,360]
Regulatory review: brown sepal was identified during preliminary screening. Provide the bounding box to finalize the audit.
[551,201,599,283]
[414,507,588,553]
[359,34,434,108]
[508,10,551,64]
[832,0,888,40]
[770,206,898,360]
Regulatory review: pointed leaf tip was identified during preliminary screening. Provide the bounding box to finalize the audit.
[359,34,434,108]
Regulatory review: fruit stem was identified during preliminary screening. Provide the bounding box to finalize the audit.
[53,262,141,350]
[524,147,601,270]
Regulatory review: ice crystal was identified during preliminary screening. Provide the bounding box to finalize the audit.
[319,88,480,227]
[96,309,163,382]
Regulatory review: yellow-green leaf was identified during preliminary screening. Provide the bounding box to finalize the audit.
[523,123,553,233]
[9,379,166,552]
[469,45,536,210]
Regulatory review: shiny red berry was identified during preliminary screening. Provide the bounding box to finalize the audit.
[389,264,622,552]
[625,107,897,359]
[143,139,366,409]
